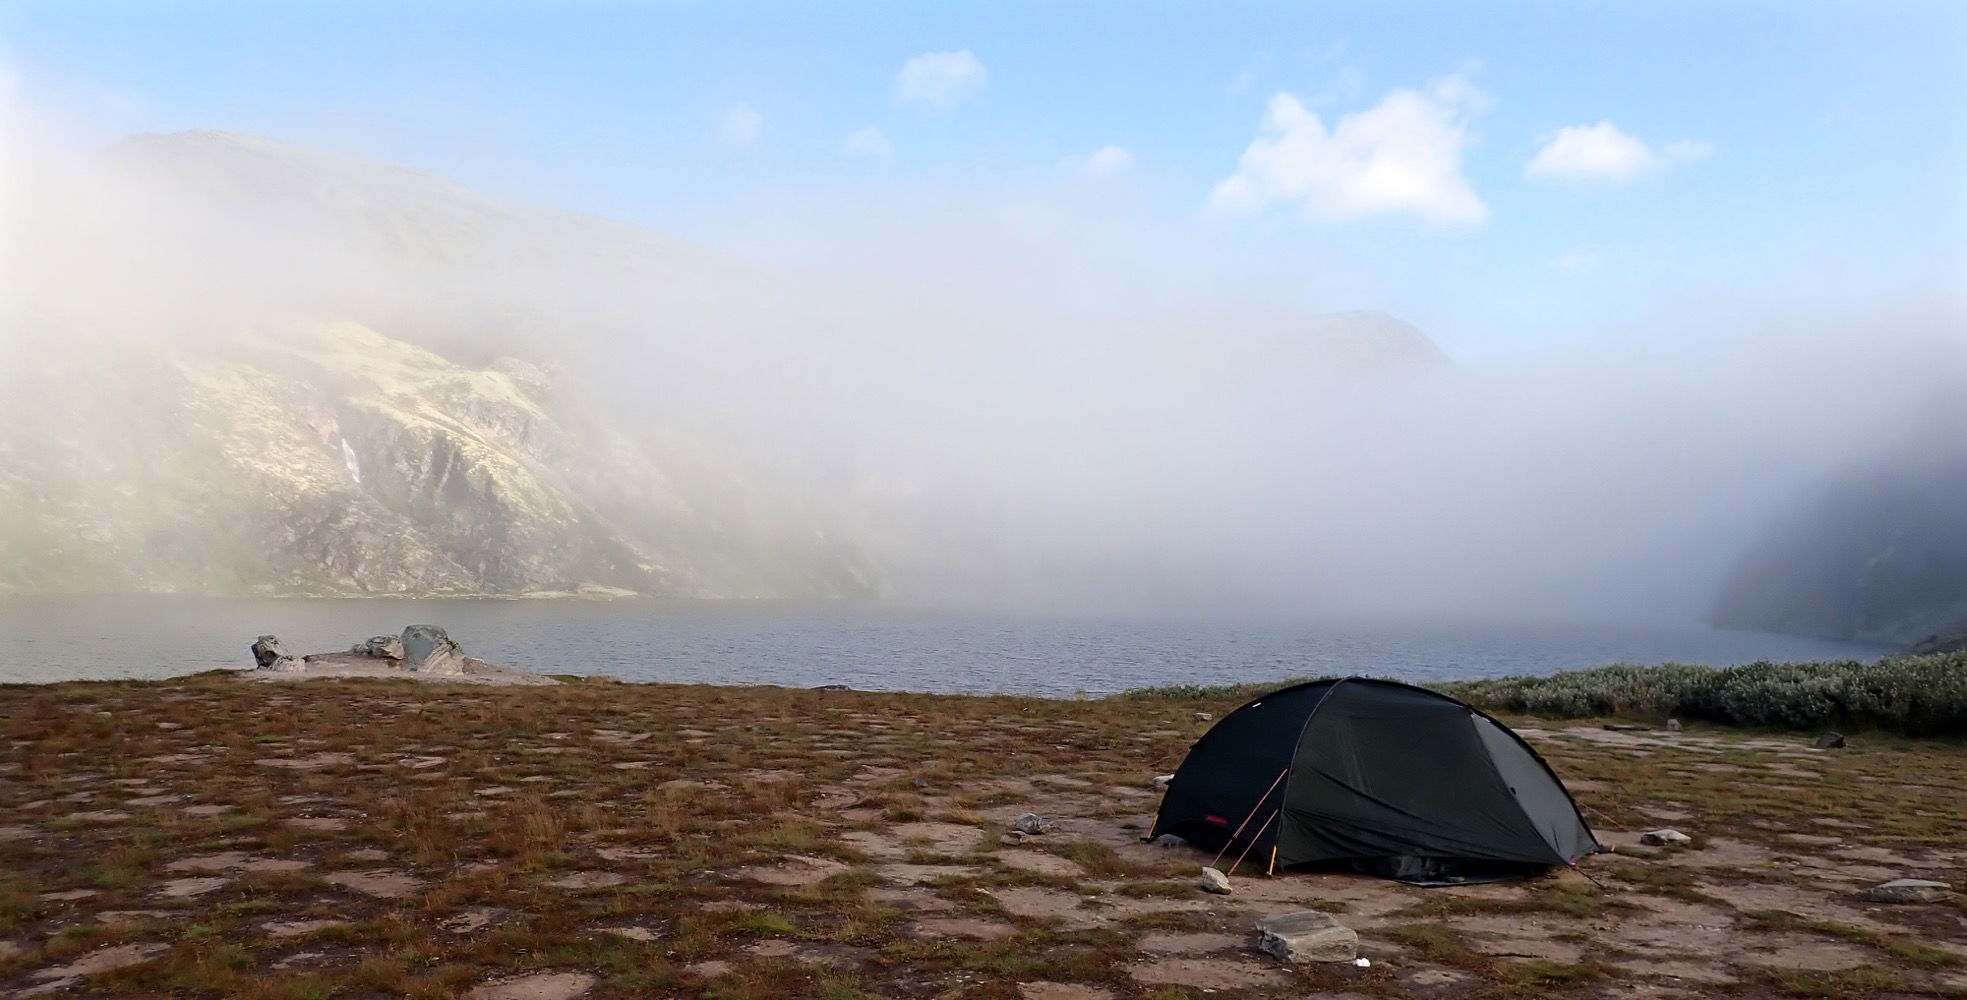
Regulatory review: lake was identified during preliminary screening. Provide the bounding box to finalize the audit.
[0,597,1894,695]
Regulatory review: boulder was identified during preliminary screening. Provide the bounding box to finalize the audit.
[1814,732,1847,749]
[250,635,304,672]
[1000,831,1028,847]
[1011,813,1052,836]
[1640,829,1692,847]
[350,635,405,660]
[1153,774,1176,789]
[1665,718,1682,732]
[1859,879,1954,904]
[1197,867,1231,894]
[401,624,465,675]
[1254,910,1357,963]
[1192,712,1213,722]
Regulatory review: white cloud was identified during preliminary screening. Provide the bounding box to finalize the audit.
[715,102,763,149]
[894,51,987,110]
[1525,122,1712,182]
[1209,75,1490,225]
[840,126,893,159]
[1062,144,1134,177]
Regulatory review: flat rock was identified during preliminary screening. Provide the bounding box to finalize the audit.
[1641,828,1692,847]
[546,871,626,890]
[1128,956,1288,990]
[598,926,660,941]
[1018,984,1116,1000]
[1137,931,1244,954]
[1254,909,1358,963]
[25,941,169,989]
[287,817,348,831]
[325,869,424,898]
[264,919,351,938]
[158,876,231,898]
[1859,878,1955,904]
[876,863,979,886]
[741,855,849,887]
[912,916,1016,940]
[994,851,1086,877]
[466,971,598,1000]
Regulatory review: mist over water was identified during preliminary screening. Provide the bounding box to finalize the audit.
[3,99,1964,628]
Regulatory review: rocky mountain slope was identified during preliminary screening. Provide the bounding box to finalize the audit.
[0,318,877,597]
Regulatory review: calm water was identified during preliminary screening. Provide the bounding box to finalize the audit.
[0,597,1893,695]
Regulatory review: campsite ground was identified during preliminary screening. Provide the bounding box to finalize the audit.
[1,675,1963,999]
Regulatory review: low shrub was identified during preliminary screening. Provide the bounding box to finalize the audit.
[1118,653,1967,738]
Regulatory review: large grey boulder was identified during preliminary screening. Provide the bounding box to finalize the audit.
[1860,879,1955,904]
[1254,910,1358,963]
[250,635,304,672]
[350,635,405,660]
[400,625,465,675]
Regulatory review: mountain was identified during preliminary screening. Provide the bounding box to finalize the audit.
[1,128,1455,600]
[1709,434,1967,648]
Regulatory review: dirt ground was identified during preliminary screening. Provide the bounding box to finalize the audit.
[0,675,1962,999]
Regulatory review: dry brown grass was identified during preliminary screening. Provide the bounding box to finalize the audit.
[0,674,1963,998]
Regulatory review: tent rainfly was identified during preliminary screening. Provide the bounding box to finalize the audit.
[1148,677,1602,885]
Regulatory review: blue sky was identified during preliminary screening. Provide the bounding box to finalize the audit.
[5,1,1962,359]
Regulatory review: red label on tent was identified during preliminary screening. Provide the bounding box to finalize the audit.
[1205,815,1228,825]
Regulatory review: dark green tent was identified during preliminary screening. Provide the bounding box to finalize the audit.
[1149,677,1601,885]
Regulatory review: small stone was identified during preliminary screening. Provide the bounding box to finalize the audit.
[1814,732,1846,749]
[1192,712,1213,722]
[1665,718,1682,732]
[1254,909,1358,963]
[1859,879,1954,904]
[1197,867,1231,894]
[1640,828,1692,847]
[1000,831,1029,847]
[1012,813,1052,836]
[1153,774,1175,789]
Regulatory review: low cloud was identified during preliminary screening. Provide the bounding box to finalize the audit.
[1209,75,1490,225]
[894,50,987,111]
[1062,144,1134,177]
[840,126,893,159]
[715,102,763,149]
[1526,121,1711,182]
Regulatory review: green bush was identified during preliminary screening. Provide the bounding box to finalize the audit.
[1118,653,1967,739]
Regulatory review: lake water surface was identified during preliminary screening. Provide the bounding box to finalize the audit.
[0,597,1893,695]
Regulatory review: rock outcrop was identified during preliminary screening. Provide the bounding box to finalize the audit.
[250,635,305,673]
[400,625,464,675]
[247,626,551,685]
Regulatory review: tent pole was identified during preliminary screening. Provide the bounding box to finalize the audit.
[1208,767,1289,870]
[1267,844,1278,877]
[1226,809,1279,878]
